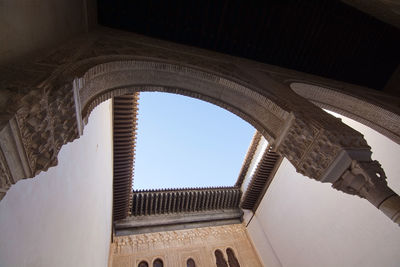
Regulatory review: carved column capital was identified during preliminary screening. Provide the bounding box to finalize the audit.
[275,109,400,225]
[333,160,400,225]
[333,160,390,205]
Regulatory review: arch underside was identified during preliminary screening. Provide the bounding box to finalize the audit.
[1,57,397,190]
[1,29,399,226]
[79,60,290,144]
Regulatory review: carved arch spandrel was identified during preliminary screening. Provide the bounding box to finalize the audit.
[290,82,400,145]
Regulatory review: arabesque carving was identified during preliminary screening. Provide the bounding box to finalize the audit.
[111,224,262,267]
[290,82,400,145]
[0,27,399,226]
[333,160,400,225]
[16,84,78,175]
[276,114,369,179]
[275,107,400,225]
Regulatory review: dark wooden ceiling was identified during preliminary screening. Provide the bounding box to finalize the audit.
[98,0,400,91]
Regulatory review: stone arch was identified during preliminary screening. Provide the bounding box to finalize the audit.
[290,82,400,145]
[138,261,149,267]
[186,258,196,267]
[0,58,290,199]
[1,53,399,226]
[152,258,163,267]
[76,60,290,143]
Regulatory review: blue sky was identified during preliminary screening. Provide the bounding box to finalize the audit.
[133,92,255,190]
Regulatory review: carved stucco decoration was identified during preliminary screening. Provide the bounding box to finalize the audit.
[290,82,400,145]
[276,112,370,179]
[333,160,400,224]
[77,60,288,139]
[0,27,399,225]
[0,83,79,199]
[111,224,262,267]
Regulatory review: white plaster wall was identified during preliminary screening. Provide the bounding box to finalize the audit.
[0,0,88,65]
[0,101,113,267]
[247,214,282,267]
[247,112,400,267]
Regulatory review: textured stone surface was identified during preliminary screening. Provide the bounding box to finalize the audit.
[110,224,262,267]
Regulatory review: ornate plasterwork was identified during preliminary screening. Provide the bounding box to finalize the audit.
[291,82,400,145]
[14,84,79,176]
[0,27,399,225]
[0,149,12,200]
[114,224,246,254]
[333,160,400,225]
[78,60,288,141]
[333,160,391,204]
[111,224,262,267]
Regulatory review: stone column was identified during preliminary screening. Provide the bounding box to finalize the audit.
[333,160,400,224]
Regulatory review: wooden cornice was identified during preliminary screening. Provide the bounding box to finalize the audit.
[235,131,262,187]
[241,145,282,212]
[131,187,241,216]
[113,94,139,221]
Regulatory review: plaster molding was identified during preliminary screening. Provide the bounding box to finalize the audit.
[291,82,400,145]
[111,224,262,267]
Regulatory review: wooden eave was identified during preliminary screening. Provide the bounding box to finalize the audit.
[130,187,241,216]
[235,131,262,187]
[112,94,139,221]
[240,145,282,212]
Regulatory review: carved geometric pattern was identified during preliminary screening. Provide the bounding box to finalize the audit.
[14,84,78,176]
[111,224,262,266]
[78,60,288,141]
[277,112,370,180]
[113,224,246,254]
[291,82,400,145]
[0,149,12,200]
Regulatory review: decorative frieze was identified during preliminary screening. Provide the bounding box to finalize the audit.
[111,224,262,267]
